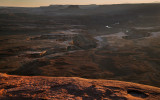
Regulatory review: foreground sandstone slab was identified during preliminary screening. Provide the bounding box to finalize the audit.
[0,73,160,100]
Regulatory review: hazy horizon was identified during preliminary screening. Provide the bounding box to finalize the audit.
[0,0,159,7]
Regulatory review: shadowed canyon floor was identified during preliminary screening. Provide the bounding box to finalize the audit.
[0,73,160,100]
[0,4,160,90]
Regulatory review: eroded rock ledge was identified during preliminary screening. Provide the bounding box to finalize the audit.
[0,73,160,100]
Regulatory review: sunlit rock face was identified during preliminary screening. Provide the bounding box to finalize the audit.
[0,73,160,100]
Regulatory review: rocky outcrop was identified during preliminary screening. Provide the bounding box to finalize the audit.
[0,73,160,100]
[73,35,97,49]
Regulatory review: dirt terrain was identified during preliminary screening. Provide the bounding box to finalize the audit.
[0,73,160,100]
[0,4,160,88]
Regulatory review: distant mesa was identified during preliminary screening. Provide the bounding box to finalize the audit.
[66,5,80,10]
[40,5,67,10]
[48,5,67,8]
[58,5,81,12]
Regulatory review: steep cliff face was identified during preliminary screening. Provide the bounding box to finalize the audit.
[0,73,160,100]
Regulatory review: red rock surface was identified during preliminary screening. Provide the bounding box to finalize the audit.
[0,73,160,100]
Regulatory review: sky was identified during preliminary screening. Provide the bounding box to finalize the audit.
[0,0,159,7]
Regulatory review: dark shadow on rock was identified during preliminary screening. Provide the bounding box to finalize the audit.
[8,60,50,76]
[127,89,148,98]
